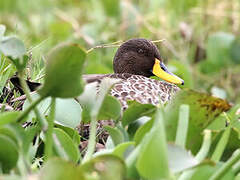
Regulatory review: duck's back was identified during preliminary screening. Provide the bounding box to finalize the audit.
[83,73,180,110]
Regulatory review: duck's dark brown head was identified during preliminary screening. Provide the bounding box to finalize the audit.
[113,38,184,85]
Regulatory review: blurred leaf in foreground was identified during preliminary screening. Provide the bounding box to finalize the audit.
[79,155,126,180]
[165,89,231,154]
[39,158,84,180]
[39,43,86,98]
[0,36,26,59]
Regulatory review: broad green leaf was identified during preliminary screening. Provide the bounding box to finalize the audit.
[134,118,154,145]
[127,116,151,139]
[98,95,121,121]
[52,128,80,163]
[79,155,126,180]
[122,101,156,127]
[23,93,82,128]
[113,142,135,159]
[165,89,231,154]
[137,109,170,179]
[190,163,234,180]
[0,123,26,147]
[202,32,235,73]
[38,43,86,98]
[208,104,240,131]
[0,36,26,59]
[55,124,81,146]
[230,37,240,64]
[0,111,20,126]
[0,134,18,173]
[101,0,120,17]
[39,158,84,180]
[104,126,124,146]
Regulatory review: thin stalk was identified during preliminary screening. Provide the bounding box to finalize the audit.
[82,114,97,163]
[175,104,189,148]
[44,98,56,161]
[18,71,48,129]
[16,95,44,123]
[179,130,212,180]
[211,127,231,162]
[233,160,240,174]
[209,149,240,180]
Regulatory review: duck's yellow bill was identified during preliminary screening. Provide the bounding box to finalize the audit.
[152,59,184,85]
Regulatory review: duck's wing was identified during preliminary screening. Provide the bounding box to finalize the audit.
[82,73,133,83]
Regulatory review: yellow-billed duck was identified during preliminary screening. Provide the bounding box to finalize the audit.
[83,38,184,110]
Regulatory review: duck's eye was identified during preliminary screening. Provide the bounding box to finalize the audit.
[138,49,144,54]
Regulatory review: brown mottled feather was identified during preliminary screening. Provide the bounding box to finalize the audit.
[83,73,180,110]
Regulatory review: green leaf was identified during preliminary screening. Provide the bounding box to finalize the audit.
[0,36,26,59]
[122,101,156,127]
[55,124,81,146]
[101,0,120,17]
[39,158,84,180]
[23,93,82,128]
[191,163,234,180]
[52,128,80,163]
[0,123,26,146]
[0,134,18,173]
[104,126,124,146]
[98,95,121,121]
[38,43,86,98]
[136,109,170,179]
[112,142,135,159]
[0,111,20,126]
[230,37,240,64]
[165,89,231,154]
[203,32,235,73]
[134,118,154,145]
[79,155,126,180]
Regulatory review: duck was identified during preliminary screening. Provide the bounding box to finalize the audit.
[9,38,184,110]
[82,38,184,110]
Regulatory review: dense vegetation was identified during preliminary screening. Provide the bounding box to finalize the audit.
[0,0,240,179]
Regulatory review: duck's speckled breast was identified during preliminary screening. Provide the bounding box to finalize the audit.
[109,74,180,110]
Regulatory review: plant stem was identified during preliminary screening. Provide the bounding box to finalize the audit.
[82,114,97,163]
[209,149,240,180]
[44,98,56,161]
[211,127,231,162]
[18,71,48,128]
[16,95,44,122]
[175,104,189,148]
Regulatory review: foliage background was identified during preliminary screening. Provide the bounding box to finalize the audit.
[1,0,240,103]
